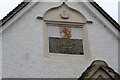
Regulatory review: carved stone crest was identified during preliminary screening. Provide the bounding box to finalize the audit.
[60,11,69,19]
[60,27,72,38]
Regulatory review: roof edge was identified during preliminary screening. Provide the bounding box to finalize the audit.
[89,1,120,31]
[78,60,120,80]
[1,2,29,25]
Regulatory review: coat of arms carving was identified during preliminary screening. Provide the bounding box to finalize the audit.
[60,27,72,38]
[60,11,69,19]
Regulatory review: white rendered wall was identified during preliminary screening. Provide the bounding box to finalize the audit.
[2,2,119,78]
[118,1,120,73]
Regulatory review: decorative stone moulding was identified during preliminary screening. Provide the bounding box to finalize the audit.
[78,60,120,80]
[43,2,88,25]
[40,2,92,61]
[60,10,70,19]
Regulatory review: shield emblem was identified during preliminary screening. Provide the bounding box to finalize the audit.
[60,27,72,38]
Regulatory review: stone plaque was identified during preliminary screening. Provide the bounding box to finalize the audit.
[49,37,84,55]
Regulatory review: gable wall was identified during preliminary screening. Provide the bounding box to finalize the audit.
[2,2,119,78]
[118,1,120,74]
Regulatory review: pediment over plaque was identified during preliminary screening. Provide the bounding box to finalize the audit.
[78,60,120,80]
[43,2,87,24]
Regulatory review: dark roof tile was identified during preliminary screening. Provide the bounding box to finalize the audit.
[1,2,29,25]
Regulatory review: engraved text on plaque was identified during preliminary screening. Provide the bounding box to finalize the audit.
[49,37,84,55]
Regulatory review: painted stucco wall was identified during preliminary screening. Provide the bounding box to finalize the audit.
[2,2,119,78]
[118,1,120,24]
[118,1,120,73]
